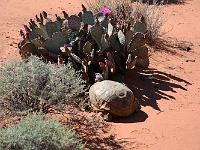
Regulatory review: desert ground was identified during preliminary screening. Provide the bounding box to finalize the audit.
[0,0,200,149]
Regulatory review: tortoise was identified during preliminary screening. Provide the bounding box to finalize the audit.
[89,79,140,121]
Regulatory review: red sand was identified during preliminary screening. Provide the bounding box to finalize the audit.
[1,0,200,149]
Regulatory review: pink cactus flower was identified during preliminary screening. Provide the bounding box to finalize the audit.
[105,59,111,66]
[99,62,105,68]
[100,8,111,15]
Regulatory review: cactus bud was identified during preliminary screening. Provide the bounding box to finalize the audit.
[78,12,82,19]
[126,54,137,70]
[63,19,69,29]
[126,54,132,64]
[20,29,25,38]
[25,32,30,38]
[40,13,44,24]
[106,52,113,61]
[105,32,109,40]
[60,44,71,55]
[29,19,37,29]
[82,59,87,66]
[40,13,43,19]
[35,15,40,22]
[37,35,45,43]
[55,14,61,22]
[105,59,111,66]
[57,55,61,67]
[24,25,30,32]
[82,4,87,13]
[91,49,95,59]
[62,11,69,19]
[99,62,105,68]
[82,59,88,73]
[42,11,48,19]
[64,44,68,49]
[30,19,33,23]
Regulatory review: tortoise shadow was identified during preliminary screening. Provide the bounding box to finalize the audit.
[124,67,191,111]
[113,110,148,123]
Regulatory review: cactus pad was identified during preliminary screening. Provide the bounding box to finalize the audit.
[42,39,61,55]
[133,21,147,33]
[128,33,146,52]
[19,42,38,59]
[94,12,105,22]
[30,27,48,40]
[83,41,92,55]
[101,35,109,51]
[133,46,149,68]
[37,47,50,59]
[107,23,113,37]
[52,32,69,48]
[125,30,134,47]
[82,11,95,25]
[68,15,81,31]
[69,53,82,64]
[31,39,41,47]
[110,33,121,51]
[118,30,125,46]
[45,21,60,37]
[90,25,104,48]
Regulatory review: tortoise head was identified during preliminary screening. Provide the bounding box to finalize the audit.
[94,73,104,82]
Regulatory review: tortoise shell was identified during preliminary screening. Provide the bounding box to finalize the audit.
[89,80,140,117]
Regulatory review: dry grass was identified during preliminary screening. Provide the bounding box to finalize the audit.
[85,0,166,42]
[86,0,134,23]
[132,0,166,41]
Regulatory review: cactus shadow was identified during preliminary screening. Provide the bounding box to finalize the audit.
[124,67,191,111]
[131,0,185,5]
[85,134,123,150]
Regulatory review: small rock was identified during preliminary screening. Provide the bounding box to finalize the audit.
[180,46,191,51]
[186,60,195,62]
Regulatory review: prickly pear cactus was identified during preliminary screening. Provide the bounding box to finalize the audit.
[18,5,150,85]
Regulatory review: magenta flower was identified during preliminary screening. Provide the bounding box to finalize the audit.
[100,8,111,15]
[99,62,105,68]
[105,59,111,66]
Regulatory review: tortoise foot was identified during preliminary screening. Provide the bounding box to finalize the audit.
[103,113,113,122]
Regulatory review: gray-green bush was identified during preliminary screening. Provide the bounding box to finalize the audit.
[0,112,85,150]
[0,55,86,113]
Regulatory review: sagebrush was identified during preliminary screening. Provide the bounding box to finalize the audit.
[0,112,85,150]
[0,55,86,114]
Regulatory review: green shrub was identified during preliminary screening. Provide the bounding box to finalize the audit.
[0,112,85,150]
[0,55,86,113]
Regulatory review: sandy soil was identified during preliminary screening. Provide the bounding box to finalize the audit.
[1,0,200,149]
